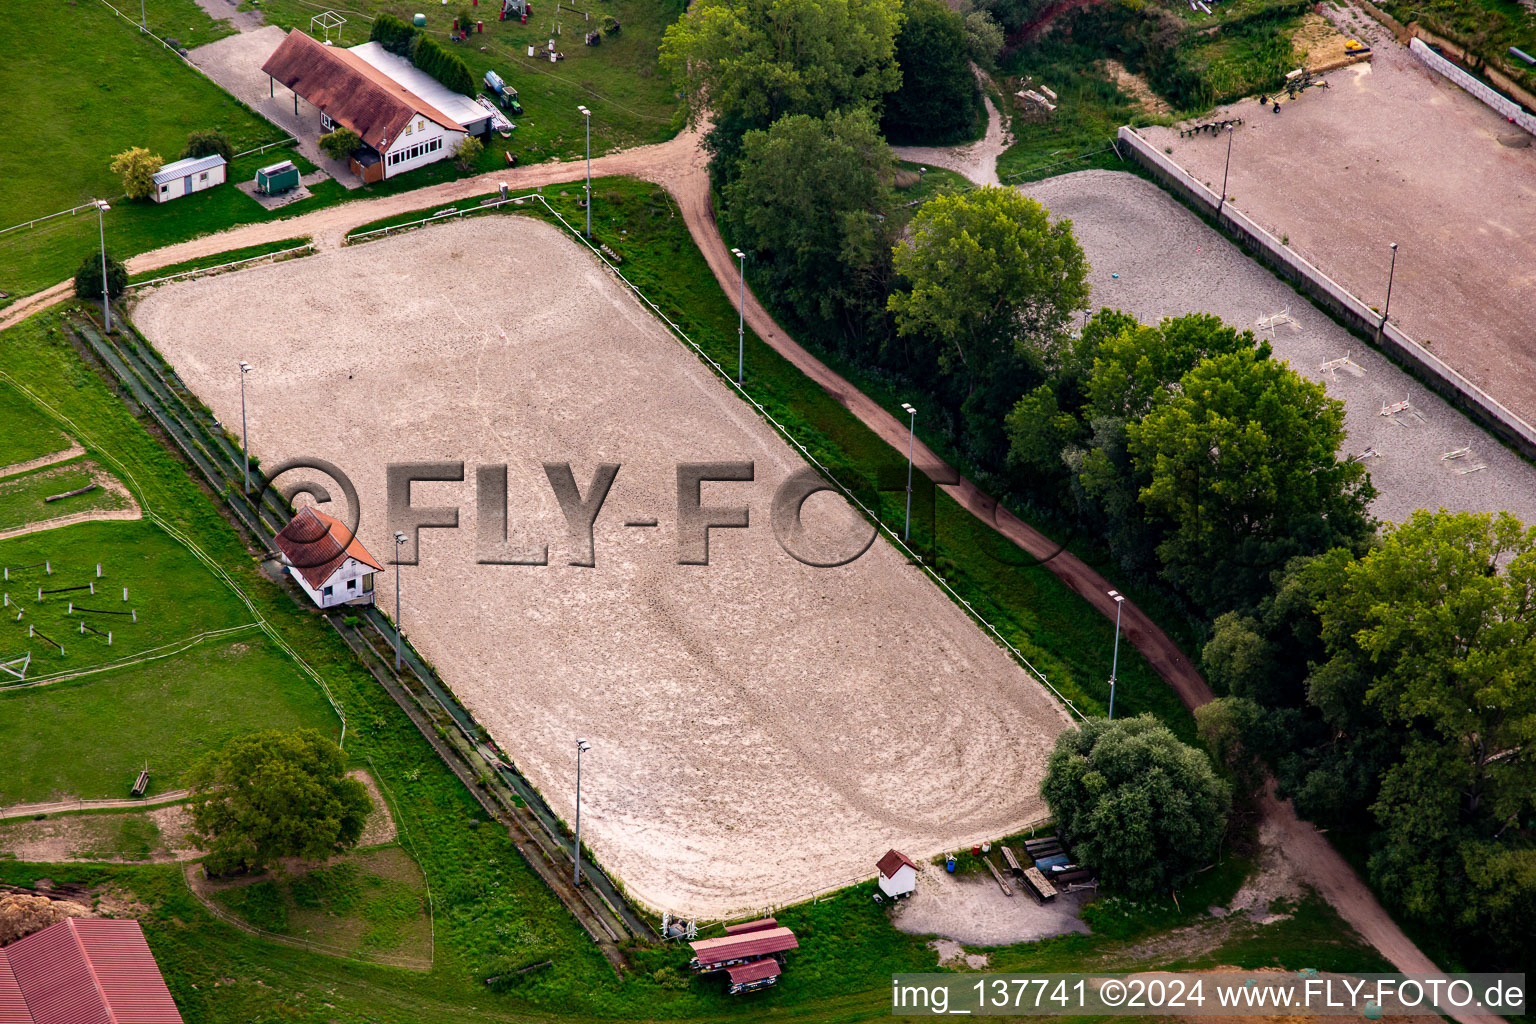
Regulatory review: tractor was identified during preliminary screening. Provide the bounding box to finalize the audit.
[484,70,524,116]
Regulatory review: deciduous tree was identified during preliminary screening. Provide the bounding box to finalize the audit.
[110,147,163,201]
[319,127,361,161]
[881,0,982,145]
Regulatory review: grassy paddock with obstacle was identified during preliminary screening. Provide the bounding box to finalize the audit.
[0,382,72,470]
[0,519,253,675]
[0,457,132,534]
[0,631,340,804]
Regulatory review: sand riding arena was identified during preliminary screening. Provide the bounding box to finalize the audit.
[129,215,1074,919]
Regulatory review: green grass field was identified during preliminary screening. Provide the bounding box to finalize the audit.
[0,519,255,671]
[0,631,339,803]
[0,458,131,533]
[0,383,72,469]
[0,0,275,229]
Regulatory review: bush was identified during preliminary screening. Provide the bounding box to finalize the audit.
[109,147,163,200]
[319,126,362,161]
[73,250,128,303]
[1042,715,1231,895]
[370,12,416,55]
[602,14,620,34]
[181,129,232,162]
[881,0,983,145]
[454,134,484,171]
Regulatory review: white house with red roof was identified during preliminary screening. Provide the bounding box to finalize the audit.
[876,848,918,899]
[272,506,384,609]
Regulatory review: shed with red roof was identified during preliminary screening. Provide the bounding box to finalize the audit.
[0,917,184,1023]
[876,848,918,899]
[273,506,384,609]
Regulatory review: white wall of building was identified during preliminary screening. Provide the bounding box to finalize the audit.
[153,162,226,203]
[879,863,916,897]
[290,556,377,609]
[383,116,464,178]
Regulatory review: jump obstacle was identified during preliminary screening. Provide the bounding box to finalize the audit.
[3,562,50,581]
[0,652,29,681]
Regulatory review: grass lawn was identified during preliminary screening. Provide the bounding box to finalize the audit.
[0,0,277,229]
[210,846,432,963]
[0,631,339,803]
[0,457,131,533]
[0,519,255,671]
[0,383,72,469]
[249,0,685,158]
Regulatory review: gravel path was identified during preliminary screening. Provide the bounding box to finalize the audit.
[892,70,1009,186]
[0,790,191,821]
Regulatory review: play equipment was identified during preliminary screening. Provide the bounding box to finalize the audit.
[256,160,300,195]
[483,70,523,115]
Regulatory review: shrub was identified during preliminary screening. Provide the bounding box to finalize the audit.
[370,12,416,55]
[602,14,620,34]
[74,250,128,303]
[109,147,164,200]
[319,126,362,161]
[413,35,475,95]
[181,129,232,162]
[454,134,484,171]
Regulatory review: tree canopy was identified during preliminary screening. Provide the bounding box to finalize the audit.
[890,186,1088,459]
[110,148,163,201]
[881,0,982,145]
[1127,346,1376,614]
[73,250,127,303]
[724,110,895,336]
[187,729,371,875]
[660,0,904,132]
[1042,715,1231,894]
[182,129,232,162]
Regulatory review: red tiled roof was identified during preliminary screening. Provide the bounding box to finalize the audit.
[689,927,798,967]
[273,506,384,590]
[725,958,781,984]
[2,918,183,1024]
[723,917,778,936]
[876,849,917,878]
[260,29,463,152]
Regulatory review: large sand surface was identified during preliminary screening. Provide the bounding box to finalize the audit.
[131,216,1071,918]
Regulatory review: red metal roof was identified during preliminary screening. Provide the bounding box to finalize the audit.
[876,849,917,878]
[273,506,384,591]
[2,918,183,1024]
[260,30,463,153]
[723,917,778,936]
[0,955,32,1024]
[689,927,798,967]
[724,958,781,984]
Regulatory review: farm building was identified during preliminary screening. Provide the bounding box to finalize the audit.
[151,153,227,203]
[876,848,918,898]
[0,917,184,1023]
[273,505,384,609]
[260,29,469,182]
[688,919,797,996]
[348,41,493,139]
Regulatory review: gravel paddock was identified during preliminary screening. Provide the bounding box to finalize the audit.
[1018,170,1536,528]
[130,216,1073,918]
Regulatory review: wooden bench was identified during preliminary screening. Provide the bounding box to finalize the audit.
[1021,866,1058,903]
[131,767,149,797]
[1001,845,1023,877]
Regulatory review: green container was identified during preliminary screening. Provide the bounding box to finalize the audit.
[413,11,426,25]
[255,160,300,195]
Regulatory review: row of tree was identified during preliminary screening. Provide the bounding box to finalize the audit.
[370,13,476,97]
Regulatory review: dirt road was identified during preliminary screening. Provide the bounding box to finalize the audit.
[891,71,1009,186]
[0,790,191,821]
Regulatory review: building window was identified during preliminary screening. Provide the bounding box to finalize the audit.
[363,574,375,593]
[347,577,357,591]
[323,585,333,597]
[405,122,413,136]
[417,118,425,132]
[199,172,208,182]
[160,184,169,192]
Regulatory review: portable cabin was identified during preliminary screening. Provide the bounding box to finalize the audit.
[151,154,227,203]
[256,160,301,195]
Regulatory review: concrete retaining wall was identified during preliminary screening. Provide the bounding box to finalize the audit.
[1409,38,1536,135]
[1116,125,1536,462]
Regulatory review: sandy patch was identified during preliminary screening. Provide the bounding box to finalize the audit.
[349,770,397,847]
[131,215,1072,918]
[1016,170,1536,529]
[1142,11,1536,428]
[891,862,1091,946]
[1104,59,1172,116]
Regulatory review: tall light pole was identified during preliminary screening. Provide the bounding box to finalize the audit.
[901,403,917,542]
[1107,589,1125,720]
[393,531,407,671]
[731,247,746,385]
[238,361,253,493]
[577,105,591,238]
[1217,124,1235,221]
[1378,242,1399,341]
[140,0,146,31]
[574,738,592,886]
[94,200,112,332]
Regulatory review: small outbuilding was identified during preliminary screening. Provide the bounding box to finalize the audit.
[876,848,918,899]
[273,506,384,609]
[151,153,227,203]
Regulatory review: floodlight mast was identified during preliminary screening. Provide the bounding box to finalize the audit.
[393,531,408,671]
[901,404,917,541]
[574,738,592,886]
[1107,590,1125,719]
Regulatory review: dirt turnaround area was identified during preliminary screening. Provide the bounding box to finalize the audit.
[1142,14,1536,426]
[131,216,1073,919]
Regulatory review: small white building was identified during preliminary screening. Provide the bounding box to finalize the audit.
[151,154,227,203]
[273,506,384,609]
[876,849,918,899]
